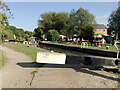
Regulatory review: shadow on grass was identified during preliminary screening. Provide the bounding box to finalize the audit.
[17,62,120,82]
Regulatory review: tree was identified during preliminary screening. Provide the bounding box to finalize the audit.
[1,1,33,41]
[2,27,14,41]
[33,27,44,39]
[36,7,96,40]
[38,12,69,36]
[46,30,59,41]
[75,8,96,28]
[0,1,13,42]
[0,1,13,26]
[80,26,94,40]
[69,8,96,39]
[65,9,78,37]
[8,26,25,40]
[24,31,33,39]
[108,7,120,39]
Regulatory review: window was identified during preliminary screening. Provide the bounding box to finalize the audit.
[103,30,105,32]
[99,30,101,32]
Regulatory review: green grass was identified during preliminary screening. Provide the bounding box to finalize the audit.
[2,43,44,62]
[0,49,5,69]
[31,70,38,76]
[47,41,120,51]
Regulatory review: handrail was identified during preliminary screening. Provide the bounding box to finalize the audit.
[114,41,120,59]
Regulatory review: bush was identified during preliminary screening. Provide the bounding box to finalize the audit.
[80,26,94,40]
[47,30,59,41]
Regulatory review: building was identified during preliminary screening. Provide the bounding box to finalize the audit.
[94,24,108,38]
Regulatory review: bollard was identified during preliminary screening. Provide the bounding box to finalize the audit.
[106,46,109,50]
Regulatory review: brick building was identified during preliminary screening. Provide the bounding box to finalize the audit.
[94,24,108,37]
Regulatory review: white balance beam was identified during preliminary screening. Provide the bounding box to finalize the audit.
[36,52,117,66]
[36,52,66,64]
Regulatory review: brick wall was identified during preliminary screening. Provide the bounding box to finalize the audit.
[95,29,108,36]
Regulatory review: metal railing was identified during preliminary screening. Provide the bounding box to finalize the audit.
[114,41,120,59]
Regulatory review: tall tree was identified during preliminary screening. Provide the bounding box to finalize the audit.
[33,27,44,39]
[0,1,13,26]
[38,12,69,35]
[0,1,14,41]
[36,7,96,41]
[108,7,120,39]
[69,8,96,39]
[46,30,59,41]
[1,1,32,41]
[8,26,25,40]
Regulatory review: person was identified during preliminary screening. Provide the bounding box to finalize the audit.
[81,38,85,48]
[76,37,80,45]
[111,36,115,45]
[101,37,106,46]
[89,37,93,46]
[93,37,97,46]
[73,38,76,44]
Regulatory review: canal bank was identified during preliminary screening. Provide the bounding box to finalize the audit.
[39,42,120,58]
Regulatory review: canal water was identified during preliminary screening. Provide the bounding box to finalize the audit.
[39,44,93,56]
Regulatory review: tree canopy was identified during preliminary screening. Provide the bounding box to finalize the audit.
[34,7,96,41]
[1,1,97,42]
[38,12,69,35]
[0,0,13,26]
[1,1,32,41]
[108,7,120,39]
[0,1,14,42]
[69,8,96,38]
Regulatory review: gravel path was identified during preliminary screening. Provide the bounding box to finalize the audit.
[0,45,119,88]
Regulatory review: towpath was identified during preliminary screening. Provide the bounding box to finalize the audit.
[0,45,119,88]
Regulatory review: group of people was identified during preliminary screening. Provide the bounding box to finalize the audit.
[93,37,106,47]
[67,37,88,47]
[61,36,106,47]
[72,37,81,44]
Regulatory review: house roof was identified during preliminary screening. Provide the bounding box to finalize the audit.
[95,24,107,29]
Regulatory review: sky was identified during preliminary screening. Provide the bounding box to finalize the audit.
[5,2,118,32]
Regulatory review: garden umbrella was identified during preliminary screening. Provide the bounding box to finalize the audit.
[94,34,104,38]
[72,34,79,38]
[59,35,66,38]
[73,34,79,37]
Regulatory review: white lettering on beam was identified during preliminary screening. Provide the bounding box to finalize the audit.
[36,52,66,64]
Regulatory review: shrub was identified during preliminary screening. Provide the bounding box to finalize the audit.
[47,30,59,41]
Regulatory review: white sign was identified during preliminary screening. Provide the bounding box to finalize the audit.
[36,52,66,64]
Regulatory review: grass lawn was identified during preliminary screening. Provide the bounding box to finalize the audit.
[2,43,44,62]
[47,41,120,51]
[0,49,5,69]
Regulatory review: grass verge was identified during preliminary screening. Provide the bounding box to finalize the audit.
[2,43,44,62]
[0,49,5,69]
